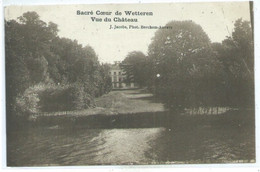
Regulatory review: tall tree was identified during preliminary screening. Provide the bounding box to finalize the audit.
[214,19,254,108]
[147,20,216,110]
[121,51,148,87]
[5,11,112,124]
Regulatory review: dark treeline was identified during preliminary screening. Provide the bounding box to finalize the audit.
[122,19,254,112]
[5,12,112,124]
[121,51,149,87]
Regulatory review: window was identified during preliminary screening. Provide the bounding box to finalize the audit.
[114,72,116,75]
[119,72,121,75]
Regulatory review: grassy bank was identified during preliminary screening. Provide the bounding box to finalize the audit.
[31,109,254,131]
[33,89,166,119]
[26,89,254,132]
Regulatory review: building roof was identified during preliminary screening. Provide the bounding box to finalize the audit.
[109,61,122,70]
[110,65,121,70]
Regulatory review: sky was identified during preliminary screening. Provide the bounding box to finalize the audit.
[4,2,251,63]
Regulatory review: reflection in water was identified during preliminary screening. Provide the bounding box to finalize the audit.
[146,126,255,163]
[7,123,254,166]
[8,127,165,166]
[91,128,165,164]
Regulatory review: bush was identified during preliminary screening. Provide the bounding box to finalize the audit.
[15,82,98,114]
[16,85,41,114]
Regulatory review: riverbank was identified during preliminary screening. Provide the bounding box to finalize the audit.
[8,107,255,165]
[33,89,166,118]
[27,89,255,130]
[8,89,255,165]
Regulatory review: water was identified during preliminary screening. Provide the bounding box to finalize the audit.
[7,121,255,166]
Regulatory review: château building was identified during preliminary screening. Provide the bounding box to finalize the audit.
[109,61,135,89]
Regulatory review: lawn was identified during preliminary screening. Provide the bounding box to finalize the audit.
[35,89,166,118]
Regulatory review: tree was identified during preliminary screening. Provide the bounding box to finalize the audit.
[121,51,148,87]
[147,20,216,111]
[213,19,254,108]
[5,11,112,126]
[231,18,253,77]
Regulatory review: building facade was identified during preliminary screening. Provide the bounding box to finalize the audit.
[109,61,135,89]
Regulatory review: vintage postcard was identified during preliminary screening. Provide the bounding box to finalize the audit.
[4,1,255,167]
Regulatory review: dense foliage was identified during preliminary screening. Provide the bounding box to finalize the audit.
[123,20,254,111]
[5,12,112,122]
[121,51,149,87]
[212,19,254,108]
[6,11,254,124]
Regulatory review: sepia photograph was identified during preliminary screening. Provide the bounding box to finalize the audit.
[4,1,255,166]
